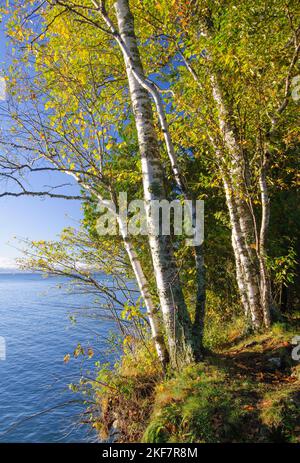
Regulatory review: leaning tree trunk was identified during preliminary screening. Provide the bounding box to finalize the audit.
[117,215,170,368]
[113,0,196,368]
[62,171,170,367]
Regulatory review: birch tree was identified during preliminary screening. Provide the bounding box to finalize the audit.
[2,0,298,372]
[130,0,299,329]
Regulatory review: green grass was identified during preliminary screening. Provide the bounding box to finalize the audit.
[143,363,257,443]
[260,386,300,442]
[143,325,300,443]
[91,321,300,443]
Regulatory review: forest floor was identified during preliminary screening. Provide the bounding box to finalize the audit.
[94,321,300,443]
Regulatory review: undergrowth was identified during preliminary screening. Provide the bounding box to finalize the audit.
[89,319,300,443]
[90,339,163,442]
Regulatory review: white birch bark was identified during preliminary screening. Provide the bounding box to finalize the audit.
[179,49,264,327]
[93,0,205,359]
[232,234,251,318]
[179,34,269,329]
[113,0,196,367]
[209,75,265,328]
[222,177,262,327]
[92,0,185,192]
[117,216,170,366]
[258,157,271,328]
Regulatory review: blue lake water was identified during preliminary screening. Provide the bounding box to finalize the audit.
[0,273,117,442]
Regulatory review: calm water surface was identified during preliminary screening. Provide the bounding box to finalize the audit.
[0,273,116,442]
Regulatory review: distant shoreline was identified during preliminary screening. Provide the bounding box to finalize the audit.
[0,269,36,274]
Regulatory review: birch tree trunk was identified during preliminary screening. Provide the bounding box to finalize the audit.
[221,173,263,327]
[177,7,272,329]
[209,74,268,329]
[117,215,170,367]
[178,44,268,329]
[258,155,272,328]
[114,0,196,368]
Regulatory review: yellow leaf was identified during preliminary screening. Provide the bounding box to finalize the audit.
[64,354,70,364]
[87,348,94,359]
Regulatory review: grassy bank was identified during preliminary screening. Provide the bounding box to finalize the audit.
[90,321,300,443]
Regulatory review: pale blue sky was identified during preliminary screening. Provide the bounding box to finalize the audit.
[0,21,83,268]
